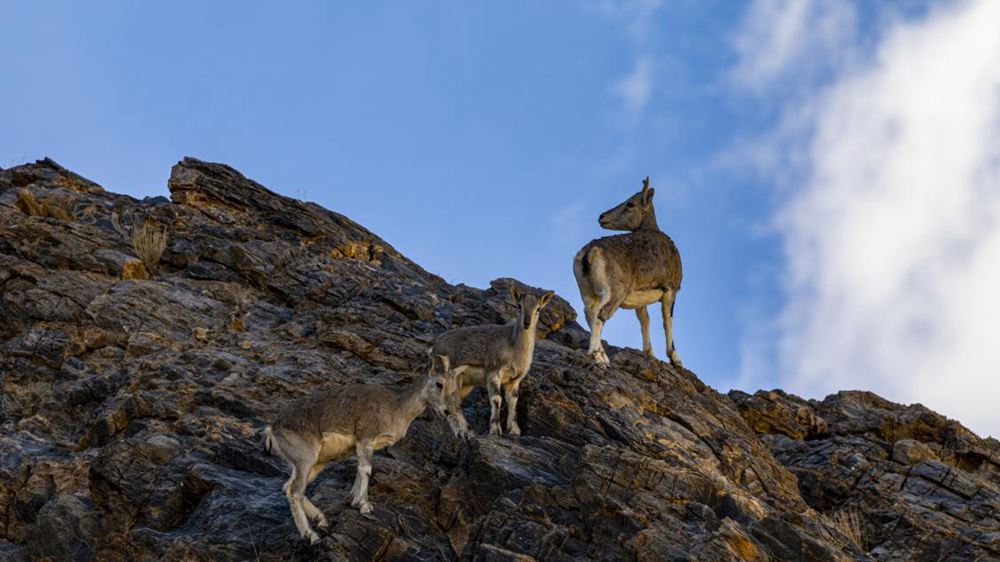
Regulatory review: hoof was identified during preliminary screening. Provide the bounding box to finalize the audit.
[591,353,610,367]
[316,516,329,529]
[359,502,373,516]
[462,429,476,441]
[488,424,502,437]
[303,529,320,545]
[507,425,521,436]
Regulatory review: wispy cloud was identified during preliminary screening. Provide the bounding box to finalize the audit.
[599,0,663,122]
[730,0,857,94]
[732,0,1000,437]
[611,57,653,118]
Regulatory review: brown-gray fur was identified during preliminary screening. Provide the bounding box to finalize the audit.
[573,177,683,366]
[263,363,457,543]
[431,286,554,437]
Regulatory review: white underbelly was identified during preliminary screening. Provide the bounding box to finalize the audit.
[457,366,487,389]
[319,432,356,462]
[373,433,399,450]
[622,289,664,309]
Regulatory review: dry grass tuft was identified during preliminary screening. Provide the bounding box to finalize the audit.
[830,507,865,550]
[131,221,169,274]
[15,190,72,221]
[15,190,43,215]
[113,212,169,275]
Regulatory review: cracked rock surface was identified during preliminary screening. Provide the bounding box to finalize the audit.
[1,157,996,561]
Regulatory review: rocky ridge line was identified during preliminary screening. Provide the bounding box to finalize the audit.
[0,157,997,561]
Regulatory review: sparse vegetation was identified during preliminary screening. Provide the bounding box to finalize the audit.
[132,221,169,273]
[227,286,254,333]
[830,507,865,550]
[112,212,169,275]
[15,190,72,221]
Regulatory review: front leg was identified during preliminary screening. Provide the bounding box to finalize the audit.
[445,370,474,440]
[350,440,375,514]
[446,400,473,439]
[504,374,525,436]
[486,371,503,436]
[635,306,653,357]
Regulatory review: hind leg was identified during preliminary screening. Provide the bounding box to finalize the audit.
[274,430,322,543]
[302,463,328,528]
[281,456,320,543]
[578,254,614,366]
[661,289,682,367]
[586,292,613,366]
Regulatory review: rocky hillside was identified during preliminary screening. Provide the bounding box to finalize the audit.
[1,158,998,561]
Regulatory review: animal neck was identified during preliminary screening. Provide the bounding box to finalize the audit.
[637,206,659,231]
[510,314,538,360]
[397,378,429,423]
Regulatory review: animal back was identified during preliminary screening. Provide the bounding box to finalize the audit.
[433,324,513,369]
[275,384,394,436]
[592,231,682,290]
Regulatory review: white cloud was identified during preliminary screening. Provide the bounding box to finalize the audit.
[598,0,662,121]
[733,0,1000,437]
[612,57,653,118]
[730,0,856,93]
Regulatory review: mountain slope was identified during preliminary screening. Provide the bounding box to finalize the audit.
[0,158,997,561]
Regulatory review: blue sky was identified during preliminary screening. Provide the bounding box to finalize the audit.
[5,1,1000,436]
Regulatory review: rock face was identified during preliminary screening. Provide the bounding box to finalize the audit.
[729,390,1000,560]
[0,157,996,561]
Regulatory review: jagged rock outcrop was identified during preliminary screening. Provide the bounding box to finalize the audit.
[729,390,1000,560]
[0,157,995,561]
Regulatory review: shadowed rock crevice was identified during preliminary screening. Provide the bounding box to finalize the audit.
[1,157,997,561]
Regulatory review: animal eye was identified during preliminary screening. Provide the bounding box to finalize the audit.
[435,382,444,389]
[627,202,636,208]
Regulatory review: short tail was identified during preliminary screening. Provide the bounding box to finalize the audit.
[576,246,595,277]
[580,246,600,277]
[263,425,275,455]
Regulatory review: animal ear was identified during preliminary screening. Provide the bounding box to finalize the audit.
[436,355,450,372]
[508,285,520,302]
[641,177,654,205]
[539,290,555,308]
